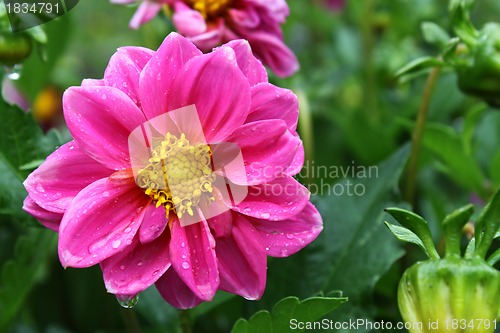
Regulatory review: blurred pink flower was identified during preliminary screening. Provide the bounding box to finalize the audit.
[23,33,322,308]
[113,0,299,77]
[324,0,344,11]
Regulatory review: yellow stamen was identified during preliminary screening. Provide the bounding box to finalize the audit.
[188,0,234,19]
[136,133,215,218]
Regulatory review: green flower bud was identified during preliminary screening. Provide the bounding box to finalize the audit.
[386,191,500,333]
[0,32,32,67]
[455,23,500,108]
[399,257,500,333]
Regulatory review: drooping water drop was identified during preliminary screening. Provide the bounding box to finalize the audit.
[116,294,139,309]
[4,64,22,80]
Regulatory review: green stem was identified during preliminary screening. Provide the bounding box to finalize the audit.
[120,309,142,333]
[179,309,192,333]
[404,67,441,206]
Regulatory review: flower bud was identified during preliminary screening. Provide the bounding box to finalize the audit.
[399,257,500,333]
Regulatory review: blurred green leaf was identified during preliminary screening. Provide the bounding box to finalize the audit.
[0,227,57,331]
[395,57,444,79]
[231,296,347,333]
[421,123,485,194]
[0,101,61,224]
[421,22,450,47]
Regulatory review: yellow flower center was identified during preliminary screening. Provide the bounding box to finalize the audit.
[136,133,215,218]
[188,0,234,19]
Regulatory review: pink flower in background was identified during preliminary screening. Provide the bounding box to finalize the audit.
[23,33,322,308]
[111,0,170,29]
[324,0,345,11]
[113,0,299,77]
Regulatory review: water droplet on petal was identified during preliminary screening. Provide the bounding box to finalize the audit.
[112,240,122,249]
[137,261,143,266]
[124,227,132,233]
[101,93,107,100]
[181,242,185,248]
[265,246,270,251]
[182,262,190,269]
[36,183,45,193]
[116,294,139,309]
[102,191,110,197]
[261,212,270,219]
[286,234,294,240]
[120,265,125,270]
[243,207,252,213]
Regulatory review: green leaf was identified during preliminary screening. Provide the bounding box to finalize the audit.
[384,222,428,256]
[385,208,440,259]
[486,248,500,266]
[0,228,57,331]
[0,102,62,224]
[421,123,485,194]
[442,204,474,257]
[421,22,450,47]
[231,296,347,333]
[475,189,500,258]
[395,57,444,78]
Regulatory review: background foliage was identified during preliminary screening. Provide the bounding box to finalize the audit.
[2,0,500,332]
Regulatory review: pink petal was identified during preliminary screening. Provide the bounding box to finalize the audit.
[23,196,63,231]
[129,1,162,29]
[285,134,304,176]
[166,47,251,142]
[226,119,301,185]
[101,231,171,295]
[223,40,268,87]
[82,79,105,87]
[169,217,219,301]
[246,82,298,131]
[216,213,267,300]
[24,141,113,214]
[206,209,233,238]
[138,204,168,244]
[172,2,207,36]
[228,8,260,29]
[156,268,203,309]
[244,31,299,77]
[58,178,150,268]
[139,33,202,120]
[230,176,310,221]
[251,202,323,257]
[188,19,225,51]
[63,86,146,170]
[104,47,154,104]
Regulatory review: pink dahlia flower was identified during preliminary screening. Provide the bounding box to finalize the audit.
[23,33,322,308]
[113,0,298,77]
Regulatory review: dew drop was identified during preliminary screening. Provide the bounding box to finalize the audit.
[124,227,132,233]
[120,265,125,270]
[243,207,252,213]
[116,294,139,309]
[152,270,159,275]
[286,234,294,240]
[182,262,190,269]
[137,261,144,266]
[112,240,122,249]
[101,93,107,100]
[261,212,271,219]
[102,191,110,197]
[265,246,270,251]
[36,183,45,193]
[181,242,185,248]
